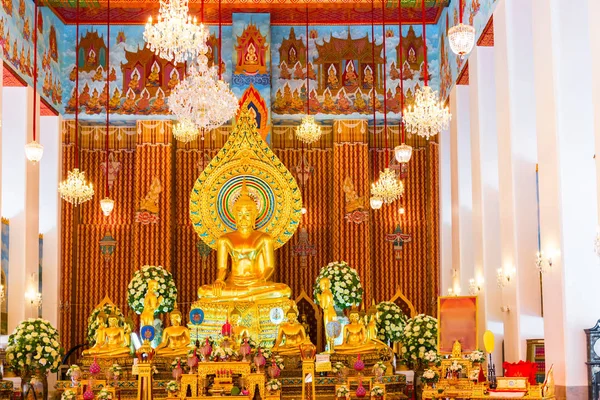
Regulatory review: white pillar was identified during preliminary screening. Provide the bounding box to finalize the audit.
[1,86,41,328]
[493,0,541,362]
[468,45,504,363]
[439,125,453,295]
[39,115,61,327]
[532,0,599,396]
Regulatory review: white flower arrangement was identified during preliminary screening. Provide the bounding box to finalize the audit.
[108,363,122,378]
[96,389,113,400]
[66,365,81,377]
[370,386,384,397]
[61,390,77,400]
[400,314,438,370]
[266,379,282,392]
[331,361,346,374]
[448,361,463,373]
[6,318,63,375]
[127,265,178,315]
[313,261,363,310]
[152,365,159,375]
[372,361,387,374]
[273,355,285,370]
[170,357,183,370]
[467,350,486,364]
[336,385,349,397]
[166,380,179,392]
[375,301,407,343]
[211,346,238,360]
[86,304,128,346]
[423,350,440,365]
[422,369,439,384]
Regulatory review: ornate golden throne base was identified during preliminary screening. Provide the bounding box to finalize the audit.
[189,297,295,346]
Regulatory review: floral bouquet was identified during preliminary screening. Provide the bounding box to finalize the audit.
[170,357,183,371]
[448,361,463,373]
[108,363,122,380]
[335,385,349,398]
[66,364,81,384]
[423,350,441,366]
[86,304,128,347]
[422,369,439,385]
[266,379,282,392]
[151,365,159,375]
[400,314,438,370]
[372,361,387,375]
[96,389,113,400]
[370,386,385,398]
[211,346,238,361]
[467,350,486,365]
[313,261,363,310]
[127,265,178,315]
[166,380,179,393]
[6,318,63,377]
[331,361,346,374]
[61,390,77,400]
[375,302,407,343]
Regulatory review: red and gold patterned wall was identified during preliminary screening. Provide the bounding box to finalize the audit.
[59,120,439,352]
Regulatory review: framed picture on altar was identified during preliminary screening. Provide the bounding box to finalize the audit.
[438,296,478,354]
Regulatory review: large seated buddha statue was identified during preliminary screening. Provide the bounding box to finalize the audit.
[83,313,131,358]
[335,307,390,355]
[155,306,191,357]
[197,181,292,302]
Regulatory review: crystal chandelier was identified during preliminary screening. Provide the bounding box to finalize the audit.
[404,86,451,139]
[296,116,322,144]
[100,198,115,216]
[173,118,200,142]
[449,23,475,58]
[59,168,95,206]
[25,140,44,163]
[370,168,404,204]
[394,143,413,163]
[143,0,207,64]
[449,0,475,59]
[169,58,238,132]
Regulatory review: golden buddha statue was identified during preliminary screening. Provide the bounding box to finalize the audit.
[335,307,389,355]
[139,178,162,214]
[82,313,108,356]
[272,308,312,356]
[156,307,191,357]
[230,308,252,348]
[140,279,163,327]
[315,277,336,329]
[197,181,292,302]
[91,313,131,358]
[245,43,258,65]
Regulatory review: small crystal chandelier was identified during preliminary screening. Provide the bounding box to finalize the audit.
[404,86,451,139]
[25,140,44,163]
[143,0,207,64]
[394,143,413,163]
[100,198,115,216]
[59,168,95,206]
[371,168,404,204]
[297,116,322,144]
[370,197,383,210]
[448,0,475,59]
[173,118,200,142]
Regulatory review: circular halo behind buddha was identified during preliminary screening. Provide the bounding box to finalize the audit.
[189,109,302,249]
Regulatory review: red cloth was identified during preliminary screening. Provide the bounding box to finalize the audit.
[503,361,537,385]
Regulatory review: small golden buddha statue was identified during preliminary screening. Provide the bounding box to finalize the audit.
[93,313,131,358]
[82,313,108,356]
[335,307,389,355]
[140,279,163,327]
[230,308,252,348]
[245,43,258,65]
[156,307,191,357]
[197,181,292,301]
[139,178,162,214]
[272,308,312,356]
[315,277,336,329]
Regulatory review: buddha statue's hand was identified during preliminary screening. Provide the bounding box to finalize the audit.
[212,279,226,296]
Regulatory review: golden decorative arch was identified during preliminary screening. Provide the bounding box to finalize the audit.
[389,287,417,318]
[190,109,302,249]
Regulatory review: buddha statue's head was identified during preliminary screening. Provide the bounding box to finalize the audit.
[170,308,182,327]
[318,277,331,291]
[147,279,159,293]
[97,312,107,327]
[233,180,259,230]
[108,313,120,327]
[348,307,360,323]
[230,308,242,326]
[286,307,298,324]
